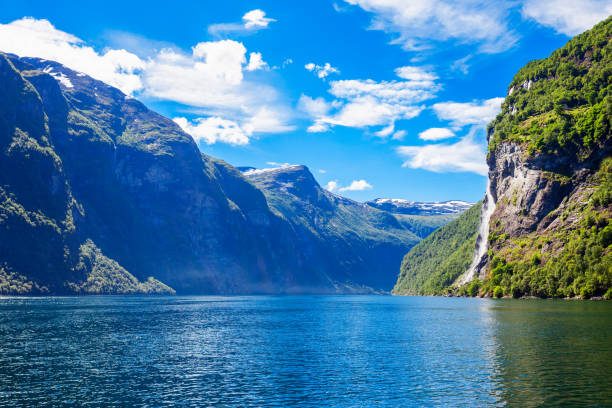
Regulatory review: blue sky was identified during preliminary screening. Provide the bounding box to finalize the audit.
[1,0,611,202]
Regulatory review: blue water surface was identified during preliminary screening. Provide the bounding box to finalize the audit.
[0,296,610,407]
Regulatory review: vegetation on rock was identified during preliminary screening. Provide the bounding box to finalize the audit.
[392,202,481,295]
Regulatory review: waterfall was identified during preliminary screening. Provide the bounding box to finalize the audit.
[457,178,496,285]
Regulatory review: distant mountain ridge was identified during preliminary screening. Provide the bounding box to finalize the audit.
[366,198,473,216]
[243,164,456,290]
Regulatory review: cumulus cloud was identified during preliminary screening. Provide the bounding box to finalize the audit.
[298,95,332,117]
[397,130,488,175]
[305,62,340,79]
[432,97,504,128]
[325,180,340,192]
[343,0,518,53]
[0,18,294,146]
[242,9,276,28]
[339,179,373,192]
[302,66,437,134]
[245,52,269,71]
[418,127,455,141]
[522,0,612,36]
[208,9,275,36]
[173,117,249,145]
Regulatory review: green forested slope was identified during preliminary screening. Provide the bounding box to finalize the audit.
[489,16,612,157]
[392,202,481,295]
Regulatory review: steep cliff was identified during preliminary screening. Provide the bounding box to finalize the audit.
[476,17,612,298]
[392,16,612,299]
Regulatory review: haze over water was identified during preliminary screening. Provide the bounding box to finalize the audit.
[0,296,610,407]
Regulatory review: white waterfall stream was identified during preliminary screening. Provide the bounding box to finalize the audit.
[457,179,496,285]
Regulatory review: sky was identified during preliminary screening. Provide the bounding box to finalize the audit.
[1,1,611,202]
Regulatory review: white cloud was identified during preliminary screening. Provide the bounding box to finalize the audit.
[267,161,292,167]
[522,0,612,36]
[298,95,332,117]
[375,123,395,138]
[302,66,437,134]
[191,40,247,84]
[397,131,488,175]
[305,62,340,79]
[0,18,294,146]
[419,127,455,141]
[391,130,407,140]
[307,121,331,133]
[329,73,436,101]
[298,95,334,133]
[451,55,471,74]
[0,18,145,95]
[245,52,268,71]
[173,117,249,145]
[318,169,327,174]
[325,180,340,192]
[208,9,275,36]
[432,97,504,128]
[242,107,295,135]
[242,9,276,29]
[339,179,373,192]
[326,96,423,128]
[343,0,518,53]
[395,66,437,82]
[142,46,292,143]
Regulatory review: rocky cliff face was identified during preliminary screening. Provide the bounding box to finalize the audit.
[474,17,612,298]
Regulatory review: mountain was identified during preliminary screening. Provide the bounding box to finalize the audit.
[243,165,455,290]
[366,198,473,216]
[0,53,455,295]
[392,202,481,296]
[393,16,612,299]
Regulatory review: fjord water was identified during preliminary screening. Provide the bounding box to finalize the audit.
[0,296,610,407]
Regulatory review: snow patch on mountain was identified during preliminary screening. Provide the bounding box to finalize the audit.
[367,198,473,215]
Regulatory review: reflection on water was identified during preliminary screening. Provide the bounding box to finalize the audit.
[488,300,612,407]
[0,296,609,406]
